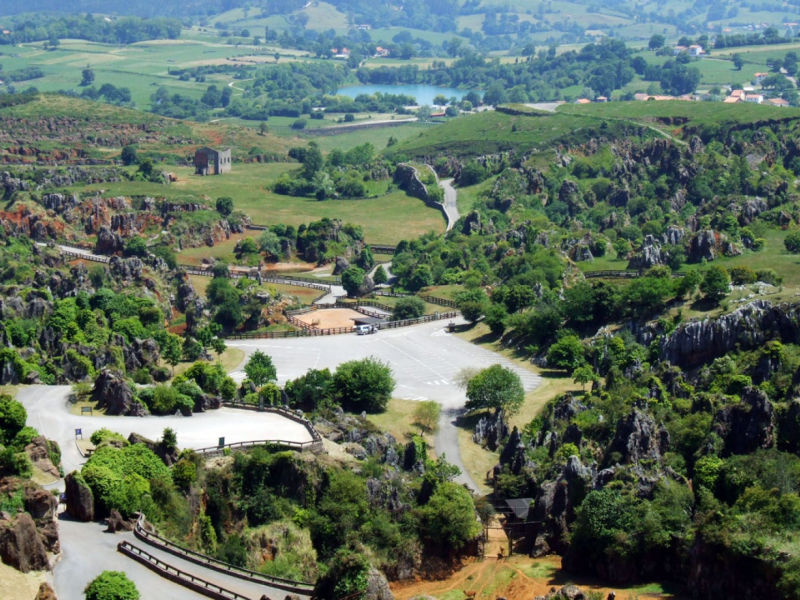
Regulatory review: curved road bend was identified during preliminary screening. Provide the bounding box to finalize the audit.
[228,318,540,492]
[16,386,315,600]
[439,178,460,232]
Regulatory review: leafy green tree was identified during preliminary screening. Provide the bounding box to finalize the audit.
[302,142,323,179]
[572,365,597,391]
[700,266,730,304]
[160,333,182,375]
[215,196,234,217]
[732,53,744,70]
[413,400,441,433]
[120,145,137,166]
[0,395,27,445]
[332,357,394,413]
[244,351,277,387]
[649,34,665,50]
[464,364,524,414]
[418,481,481,551]
[547,335,586,372]
[284,368,333,411]
[373,265,388,285]
[80,66,95,87]
[785,231,800,253]
[84,571,139,600]
[455,288,489,323]
[392,297,425,320]
[124,236,147,258]
[484,303,508,336]
[407,264,433,291]
[341,266,365,297]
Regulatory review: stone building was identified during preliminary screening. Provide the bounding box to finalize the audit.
[194,147,231,175]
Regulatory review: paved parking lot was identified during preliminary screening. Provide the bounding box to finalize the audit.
[228,318,541,490]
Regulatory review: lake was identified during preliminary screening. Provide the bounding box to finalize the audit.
[336,84,471,106]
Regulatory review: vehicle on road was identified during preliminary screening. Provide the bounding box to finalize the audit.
[355,324,378,335]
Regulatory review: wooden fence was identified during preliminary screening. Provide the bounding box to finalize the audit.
[132,515,316,595]
[369,244,397,254]
[60,249,110,264]
[373,291,458,308]
[117,541,250,600]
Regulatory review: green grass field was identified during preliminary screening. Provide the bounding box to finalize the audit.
[73,163,444,245]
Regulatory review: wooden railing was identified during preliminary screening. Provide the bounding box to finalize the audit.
[132,516,315,595]
[369,244,396,254]
[373,291,458,308]
[583,270,641,279]
[117,541,250,600]
[60,249,110,264]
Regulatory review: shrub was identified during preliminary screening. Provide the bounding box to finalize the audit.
[729,266,756,285]
[332,357,395,413]
[392,297,425,320]
[84,571,140,600]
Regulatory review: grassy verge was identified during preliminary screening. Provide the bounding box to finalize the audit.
[170,347,246,380]
[366,398,435,451]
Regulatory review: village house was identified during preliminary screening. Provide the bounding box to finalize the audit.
[745,93,764,104]
[754,72,769,85]
[194,147,231,176]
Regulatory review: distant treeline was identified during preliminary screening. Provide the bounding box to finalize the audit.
[714,27,792,49]
[0,14,180,45]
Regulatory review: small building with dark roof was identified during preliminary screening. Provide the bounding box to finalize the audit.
[194,147,231,175]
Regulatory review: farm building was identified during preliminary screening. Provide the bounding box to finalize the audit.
[194,147,231,175]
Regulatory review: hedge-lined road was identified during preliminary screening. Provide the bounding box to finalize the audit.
[228,317,541,491]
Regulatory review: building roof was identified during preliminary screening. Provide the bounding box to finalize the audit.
[575,98,591,104]
[768,98,789,106]
[352,316,384,326]
[723,96,740,103]
[505,498,533,521]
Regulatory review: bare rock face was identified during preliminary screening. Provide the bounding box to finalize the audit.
[655,300,800,369]
[94,225,124,255]
[364,567,395,600]
[778,398,800,454]
[64,471,94,522]
[123,338,160,372]
[108,256,143,280]
[688,229,717,262]
[627,235,665,270]
[606,409,669,465]
[34,582,58,600]
[713,387,774,456]
[22,484,57,521]
[473,409,508,451]
[0,512,50,572]
[91,369,147,416]
[357,274,375,297]
[333,256,350,275]
[105,509,135,532]
[24,437,60,480]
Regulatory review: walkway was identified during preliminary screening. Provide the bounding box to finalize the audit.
[440,178,460,232]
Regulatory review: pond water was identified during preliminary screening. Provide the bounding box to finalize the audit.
[336,84,472,106]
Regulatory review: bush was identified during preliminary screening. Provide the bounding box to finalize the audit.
[785,230,800,253]
[729,266,756,285]
[84,571,140,600]
[464,364,524,414]
[392,297,425,320]
[332,357,395,413]
[291,119,307,130]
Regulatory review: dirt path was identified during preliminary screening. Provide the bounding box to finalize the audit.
[390,554,676,600]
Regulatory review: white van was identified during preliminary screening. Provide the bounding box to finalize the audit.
[355,324,377,335]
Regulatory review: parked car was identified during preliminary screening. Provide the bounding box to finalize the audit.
[355,324,377,335]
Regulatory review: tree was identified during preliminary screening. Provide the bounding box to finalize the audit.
[413,400,441,433]
[341,266,365,297]
[244,351,277,387]
[0,394,26,445]
[84,571,140,600]
[785,230,800,253]
[455,288,489,323]
[80,66,95,87]
[373,265,388,285]
[572,365,597,391]
[392,297,425,320]
[648,34,665,50]
[160,333,183,375]
[547,335,586,372]
[302,142,323,179]
[332,357,394,413]
[700,265,730,304]
[120,145,137,166]
[418,481,481,551]
[464,364,524,414]
[124,236,147,258]
[259,121,268,135]
[732,54,744,71]
[215,197,234,217]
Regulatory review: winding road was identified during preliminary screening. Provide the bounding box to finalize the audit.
[440,178,460,232]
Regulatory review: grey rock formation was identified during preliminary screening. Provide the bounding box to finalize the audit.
[0,512,49,572]
[688,229,717,262]
[606,409,669,465]
[473,409,508,451]
[109,256,143,280]
[627,235,665,270]
[95,225,124,255]
[92,369,147,416]
[713,386,774,456]
[65,471,94,522]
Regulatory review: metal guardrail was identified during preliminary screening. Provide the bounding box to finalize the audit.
[117,541,251,600]
[133,516,315,594]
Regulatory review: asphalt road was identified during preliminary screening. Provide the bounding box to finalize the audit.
[17,386,313,475]
[228,318,541,491]
[16,386,314,600]
[440,178,460,232]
